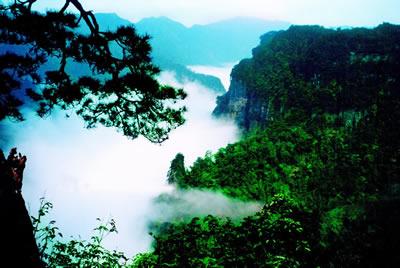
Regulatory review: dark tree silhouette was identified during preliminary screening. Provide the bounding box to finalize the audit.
[0,0,187,143]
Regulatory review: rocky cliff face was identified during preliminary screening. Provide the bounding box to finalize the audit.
[213,74,270,130]
[212,32,277,130]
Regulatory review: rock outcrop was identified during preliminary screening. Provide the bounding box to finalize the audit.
[213,77,270,130]
[0,149,43,267]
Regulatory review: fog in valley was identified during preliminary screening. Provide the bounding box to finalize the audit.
[0,67,255,256]
[188,63,237,89]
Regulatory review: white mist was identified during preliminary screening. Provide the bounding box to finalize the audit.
[3,67,239,256]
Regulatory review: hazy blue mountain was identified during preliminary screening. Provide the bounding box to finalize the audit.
[135,16,290,65]
[92,13,132,30]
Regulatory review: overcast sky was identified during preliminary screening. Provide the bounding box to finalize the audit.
[28,0,400,27]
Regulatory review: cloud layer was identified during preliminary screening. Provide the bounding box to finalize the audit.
[2,70,238,256]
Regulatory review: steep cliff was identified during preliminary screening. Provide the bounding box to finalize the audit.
[212,31,280,129]
[213,77,270,129]
[213,24,400,129]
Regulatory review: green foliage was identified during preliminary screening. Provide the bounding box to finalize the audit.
[167,111,396,265]
[133,195,315,268]
[176,119,371,209]
[33,198,129,267]
[131,253,158,267]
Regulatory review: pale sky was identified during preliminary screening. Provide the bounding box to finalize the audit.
[28,0,400,27]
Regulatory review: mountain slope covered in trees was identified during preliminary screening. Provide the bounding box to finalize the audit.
[134,24,400,267]
[214,24,400,128]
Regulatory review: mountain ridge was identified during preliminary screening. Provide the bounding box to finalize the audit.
[134,15,290,65]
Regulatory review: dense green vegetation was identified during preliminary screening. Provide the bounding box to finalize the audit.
[135,24,400,267]
[215,23,400,130]
[133,195,316,267]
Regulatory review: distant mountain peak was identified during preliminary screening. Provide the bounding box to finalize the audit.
[190,17,290,29]
[94,12,132,24]
[136,16,187,29]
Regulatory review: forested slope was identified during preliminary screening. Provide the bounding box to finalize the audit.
[214,24,400,129]
[134,24,400,267]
